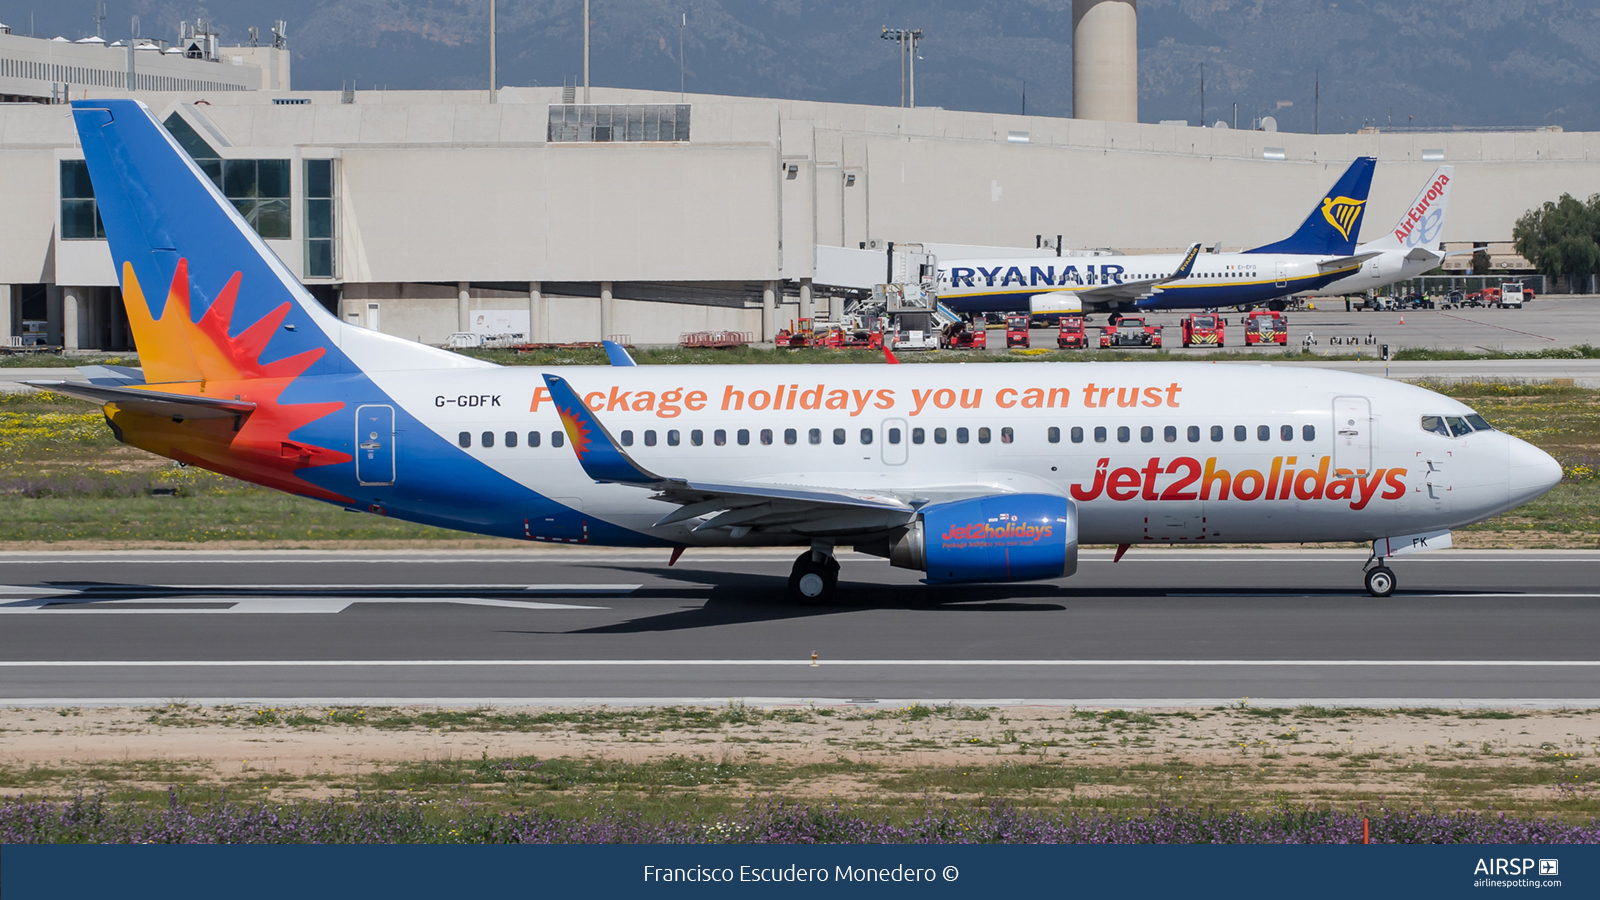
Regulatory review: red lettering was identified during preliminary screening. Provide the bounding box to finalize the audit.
[1070,459,1109,502]
[1107,467,1142,501]
[1201,458,1231,500]
[1233,469,1266,501]
[1140,458,1164,501]
[1382,468,1408,500]
[1293,457,1331,500]
[1350,468,1387,511]
[1161,457,1201,501]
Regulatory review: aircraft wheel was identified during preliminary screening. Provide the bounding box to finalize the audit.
[789,551,839,604]
[1268,300,1287,312]
[1364,565,1396,598]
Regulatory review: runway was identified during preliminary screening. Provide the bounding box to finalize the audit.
[2,548,1599,706]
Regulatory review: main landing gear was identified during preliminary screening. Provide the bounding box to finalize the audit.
[789,547,840,604]
[1363,557,1397,597]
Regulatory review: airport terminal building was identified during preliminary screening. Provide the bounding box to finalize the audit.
[2,27,1599,350]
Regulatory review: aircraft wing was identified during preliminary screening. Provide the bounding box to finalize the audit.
[542,373,917,537]
[1316,251,1385,271]
[22,380,256,421]
[1074,242,1202,309]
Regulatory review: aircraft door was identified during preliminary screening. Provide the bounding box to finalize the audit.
[881,418,908,465]
[1274,260,1289,288]
[1333,396,1372,474]
[356,404,396,486]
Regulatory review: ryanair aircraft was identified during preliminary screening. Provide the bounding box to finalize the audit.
[937,157,1377,318]
[36,102,1559,605]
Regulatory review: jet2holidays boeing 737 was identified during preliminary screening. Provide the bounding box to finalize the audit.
[936,157,1378,318]
[34,101,1561,603]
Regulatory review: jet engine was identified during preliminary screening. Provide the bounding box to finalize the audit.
[887,494,1077,583]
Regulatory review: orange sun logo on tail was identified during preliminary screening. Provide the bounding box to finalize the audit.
[117,259,353,502]
[556,404,595,460]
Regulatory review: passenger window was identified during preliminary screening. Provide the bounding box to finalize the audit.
[691,429,703,447]
[1117,426,1130,443]
[1447,416,1472,437]
[934,427,948,444]
[1094,426,1106,443]
[978,427,991,444]
[552,431,565,448]
[861,428,874,445]
[1070,426,1084,443]
[714,429,727,446]
[1302,424,1315,441]
[956,427,970,444]
[1257,425,1270,441]
[1140,426,1153,443]
[912,427,926,444]
[1234,425,1247,442]
[644,430,656,447]
[1211,425,1223,442]
[506,431,518,448]
[833,428,846,445]
[1048,426,1061,443]
[1165,425,1178,443]
[1001,427,1013,444]
[1420,416,1450,437]
[737,429,749,446]
[620,430,633,447]
[1187,425,1199,442]
[1280,425,1293,441]
[761,428,774,445]
[667,429,680,446]
[458,432,471,448]
[482,431,495,448]
[1466,414,1493,432]
[888,427,901,444]
[529,431,541,447]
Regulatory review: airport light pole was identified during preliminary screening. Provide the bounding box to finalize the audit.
[584,0,590,103]
[880,27,923,108]
[488,0,496,104]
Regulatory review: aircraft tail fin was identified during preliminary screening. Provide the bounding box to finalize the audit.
[70,99,477,387]
[1362,166,1455,252]
[1246,157,1376,257]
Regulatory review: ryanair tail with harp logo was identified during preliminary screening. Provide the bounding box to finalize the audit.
[1246,157,1376,256]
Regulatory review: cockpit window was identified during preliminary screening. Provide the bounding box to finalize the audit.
[1446,416,1472,437]
[1465,414,1494,432]
[1420,415,1451,437]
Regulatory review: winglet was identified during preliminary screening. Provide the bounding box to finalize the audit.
[602,340,637,367]
[540,374,661,485]
[1170,242,1202,280]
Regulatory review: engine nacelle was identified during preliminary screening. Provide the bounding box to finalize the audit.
[1029,292,1083,316]
[889,494,1077,584]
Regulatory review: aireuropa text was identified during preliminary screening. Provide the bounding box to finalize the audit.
[642,865,943,883]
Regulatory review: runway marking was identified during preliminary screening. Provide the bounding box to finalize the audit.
[0,583,640,593]
[0,597,608,614]
[5,697,1600,709]
[2,659,1598,667]
[1434,310,1557,342]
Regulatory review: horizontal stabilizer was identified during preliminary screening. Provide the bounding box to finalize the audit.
[24,380,256,420]
[1316,251,1384,271]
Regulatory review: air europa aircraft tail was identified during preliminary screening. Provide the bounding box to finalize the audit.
[1245,156,1376,257]
[1361,165,1454,252]
[69,99,467,386]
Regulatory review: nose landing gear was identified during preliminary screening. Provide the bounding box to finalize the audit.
[1363,557,1396,597]
[789,547,840,604]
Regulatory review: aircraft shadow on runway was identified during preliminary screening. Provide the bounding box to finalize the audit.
[497,565,1075,636]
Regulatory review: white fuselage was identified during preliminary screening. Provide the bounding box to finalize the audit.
[1306,244,1443,297]
[351,356,1560,548]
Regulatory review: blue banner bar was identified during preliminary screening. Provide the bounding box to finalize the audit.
[2,844,1593,898]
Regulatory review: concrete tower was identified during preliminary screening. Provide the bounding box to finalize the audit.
[1072,0,1138,123]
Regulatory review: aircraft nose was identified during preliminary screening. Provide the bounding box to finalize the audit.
[1507,435,1562,504]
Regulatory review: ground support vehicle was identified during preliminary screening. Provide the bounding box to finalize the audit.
[941,320,988,350]
[1496,282,1525,308]
[1056,314,1088,349]
[1099,316,1163,349]
[1244,310,1289,346]
[1180,313,1224,348]
[1006,314,1031,348]
[817,317,886,351]
[773,318,813,348]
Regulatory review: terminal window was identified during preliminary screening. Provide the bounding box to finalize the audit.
[59,160,105,240]
[161,112,292,240]
[548,104,691,142]
[305,159,337,278]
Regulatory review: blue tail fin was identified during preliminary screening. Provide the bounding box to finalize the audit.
[1245,157,1376,256]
